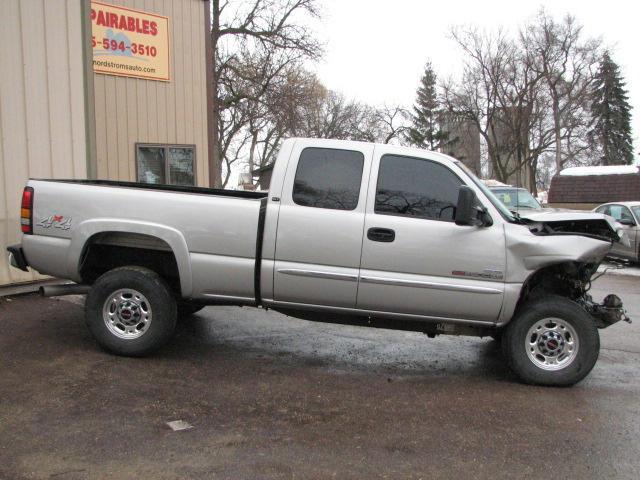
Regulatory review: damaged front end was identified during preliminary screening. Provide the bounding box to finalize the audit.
[580,293,631,329]
[520,210,627,245]
[506,211,632,329]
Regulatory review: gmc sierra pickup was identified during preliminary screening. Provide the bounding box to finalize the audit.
[7,138,631,386]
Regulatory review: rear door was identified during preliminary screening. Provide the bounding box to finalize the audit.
[273,141,373,307]
[356,150,505,322]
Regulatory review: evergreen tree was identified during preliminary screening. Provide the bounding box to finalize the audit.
[407,62,448,150]
[589,52,634,165]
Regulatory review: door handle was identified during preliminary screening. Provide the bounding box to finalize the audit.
[367,227,395,242]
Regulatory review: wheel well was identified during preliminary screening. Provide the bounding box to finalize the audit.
[79,232,181,294]
[515,262,594,312]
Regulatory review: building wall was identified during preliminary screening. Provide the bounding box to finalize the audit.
[92,0,209,187]
[440,114,482,176]
[0,0,88,286]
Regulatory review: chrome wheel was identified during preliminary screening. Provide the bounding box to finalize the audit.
[525,318,579,371]
[102,289,152,339]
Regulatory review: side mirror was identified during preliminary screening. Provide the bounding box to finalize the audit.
[455,186,478,226]
[619,217,636,226]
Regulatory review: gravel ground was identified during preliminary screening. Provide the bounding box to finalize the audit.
[0,273,639,479]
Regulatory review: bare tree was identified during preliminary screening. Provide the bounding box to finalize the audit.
[209,0,322,186]
[374,105,411,144]
[521,10,600,171]
[442,27,538,185]
[443,14,600,193]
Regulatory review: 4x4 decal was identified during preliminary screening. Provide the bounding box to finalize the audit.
[37,215,72,230]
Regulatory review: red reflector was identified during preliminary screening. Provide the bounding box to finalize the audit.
[20,186,34,235]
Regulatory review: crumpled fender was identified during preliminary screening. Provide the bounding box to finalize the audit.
[504,223,611,284]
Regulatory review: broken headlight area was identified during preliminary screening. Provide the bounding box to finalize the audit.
[525,218,620,243]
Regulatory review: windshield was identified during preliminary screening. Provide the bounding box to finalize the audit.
[632,206,640,221]
[455,162,516,222]
[491,188,542,210]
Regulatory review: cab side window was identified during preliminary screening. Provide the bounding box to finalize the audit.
[292,148,364,210]
[375,154,463,222]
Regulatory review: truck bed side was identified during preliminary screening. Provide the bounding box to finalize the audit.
[22,180,265,301]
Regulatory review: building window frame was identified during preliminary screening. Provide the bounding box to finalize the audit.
[135,143,197,186]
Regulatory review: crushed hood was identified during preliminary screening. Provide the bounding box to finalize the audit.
[519,211,624,244]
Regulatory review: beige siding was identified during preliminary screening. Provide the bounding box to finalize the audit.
[0,0,87,286]
[93,0,209,186]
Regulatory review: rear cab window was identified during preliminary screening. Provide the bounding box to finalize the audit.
[292,147,364,210]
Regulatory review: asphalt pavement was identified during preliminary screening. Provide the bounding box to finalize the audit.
[1,273,639,479]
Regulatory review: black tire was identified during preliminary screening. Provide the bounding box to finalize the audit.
[85,266,177,356]
[177,302,205,318]
[502,295,600,387]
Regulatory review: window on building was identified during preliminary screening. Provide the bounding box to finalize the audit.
[375,154,463,222]
[292,147,364,210]
[136,144,195,186]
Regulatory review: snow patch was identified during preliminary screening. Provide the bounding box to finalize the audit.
[560,165,639,176]
[597,263,640,277]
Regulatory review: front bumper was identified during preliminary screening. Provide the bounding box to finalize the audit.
[6,245,29,272]
[583,294,631,328]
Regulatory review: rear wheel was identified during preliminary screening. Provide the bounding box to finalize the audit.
[502,296,599,386]
[85,266,177,356]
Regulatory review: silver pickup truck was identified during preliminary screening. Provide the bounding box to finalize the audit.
[7,138,631,386]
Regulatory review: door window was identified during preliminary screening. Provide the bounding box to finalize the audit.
[609,205,635,224]
[292,148,364,210]
[375,154,463,221]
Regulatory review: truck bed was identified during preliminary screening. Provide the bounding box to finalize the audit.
[21,178,267,302]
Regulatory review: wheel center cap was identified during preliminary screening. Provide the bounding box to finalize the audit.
[117,301,140,325]
[539,331,564,355]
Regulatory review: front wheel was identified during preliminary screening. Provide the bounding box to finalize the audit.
[502,296,600,386]
[85,266,177,356]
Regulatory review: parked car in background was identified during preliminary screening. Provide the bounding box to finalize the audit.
[594,202,640,262]
[488,186,543,212]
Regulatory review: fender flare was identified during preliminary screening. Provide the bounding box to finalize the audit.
[67,218,193,297]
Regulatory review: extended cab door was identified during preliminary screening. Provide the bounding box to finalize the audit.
[356,149,505,322]
[272,140,373,307]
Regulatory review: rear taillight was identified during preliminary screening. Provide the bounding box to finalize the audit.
[20,186,34,234]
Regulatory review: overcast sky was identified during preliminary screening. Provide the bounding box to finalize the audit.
[312,0,639,160]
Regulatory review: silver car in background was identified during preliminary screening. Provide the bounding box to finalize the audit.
[594,202,640,262]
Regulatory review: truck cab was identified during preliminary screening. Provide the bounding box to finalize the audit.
[262,139,507,323]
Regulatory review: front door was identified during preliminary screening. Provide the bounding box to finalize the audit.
[357,150,505,322]
[273,141,373,307]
